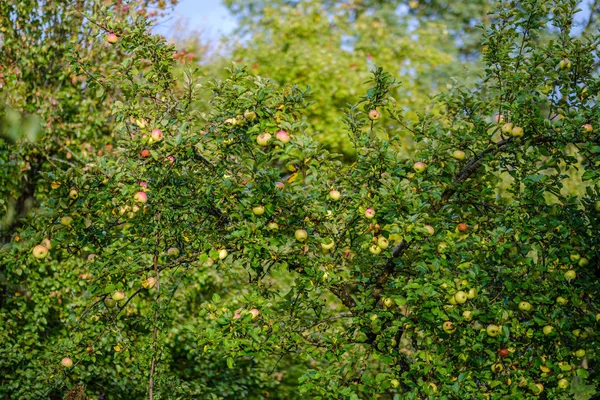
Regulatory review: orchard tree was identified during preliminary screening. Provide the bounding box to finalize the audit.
[1,0,600,399]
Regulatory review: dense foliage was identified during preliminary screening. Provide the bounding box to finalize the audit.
[1,0,599,399]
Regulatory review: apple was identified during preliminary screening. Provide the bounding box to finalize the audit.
[559,57,572,69]
[557,378,569,389]
[233,313,242,319]
[329,190,341,201]
[142,277,156,289]
[564,270,576,281]
[217,249,228,260]
[578,257,589,267]
[494,114,505,124]
[467,288,477,299]
[321,240,335,251]
[498,348,509,358]
[112,290,126,301]
[556,296,568,305]
[390,379,400,388]
[204,257,214,267]
[542,325,553,335]
[383,297,394,308]
[437,242,447,253]
[596,313,600,321]
[448,295,457,305]
[486,324,501,337]
[87,254,98,262]
[267,222,279,230]
[518,301,532,311]
[442,321,455,333]
[572,329,581,337]
[244,110,257,121]
[32,245,49,259]
[275,182,285,189]
[151,128,163,142]
[413,161,427,173]
[140,149,151,158]
[104,298,116,308]
[275,130,290,144]
[454,291,467,304]
[570,253,581,262]
[250,205,266,216]
[370,314,378,322]
[452,150,466,160]
[132,205,140,213]
[256,133,271,146]
[424,225,435,236]
[511,126,524,137]
[69,189,78,200]
[582,124,593,133]
[501,122,513,134]
[364,208,375,219]
[575,349,585,358]
[295,229,308,242]
[457,223,468,232]
[491,363,503,373]
[368,109,381,120]
[167,247,180,257]
[377,236,389,249]
[60,216,73,226]
[462,310,472,321]
[134,191,148,203]
[595,201,600,212]
[42,238,52,249]
[533,383,544,394]
[429,383,438,393]
[249,308,260,319]
[61,357,73,367]
[106,33,118,44]
[369,244,382,255]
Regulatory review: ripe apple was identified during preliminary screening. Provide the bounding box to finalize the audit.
[542,325,553,335]
[518,301,532,311]
[452,150,466,160]
[106,33,118,44]
[275,130,290,144]
[275,182,285,189]
[581,124,593,133]
[134,191,148,203]
[491,363,504,373]
[454,291,467,304]
[377,236,389,249]
[32,245,49,259]
[295,229,308,242]
[556,296,568,305]
[112,290,126,301]
[244,110,257,121]
[564,270,576,282]
[442,321,455,333]
[151,128,163,142]
[424,225,435,236]
[383,297,394,308]
[256,133,271,146]
[486,324,501,337]
[413,161,427,173]
[61,357,73,367]
[60,216,73,226]
[252,205,265,215]
[329,190,341,201]
[233,313,242,319]
[369,244,382,255]
[142,277,156,289]
[368,109,381,120]
[557,378,569,389]
[575,349,585,358]
[104,298,116,308]
[511,126,524,137]
[140,149,151,158]
[390,379,400,388]
[498,348,509,358]
[364,208,375,219]
[467,288,477,299]
[462,310,472,321]
[267,222,279,230]
[501,122,513,134]
[249,308,260,319]
[69,189,78,200]
[167,247,180,257]
[457,223,468,232]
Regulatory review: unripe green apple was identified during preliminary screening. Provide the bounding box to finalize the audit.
[501,122,513,134]
[557,379,569,389]
[556,296,568,305]
[256,133,271,146]
[61,357,73,367]
[578,257,589,267]
[112,290,126,301]
[267,222,279,230]
[575,349,585,358]
[437,242,447,253]
[486,324,501,337]
[511,126,524,137]
[167,247,180,257]
[252,205,265,216]
[106,33,118,44]
[390,379,400,388]
[383,297,394,308]
[134,191,148,203]
[452,150,466,160]
[295,229,308,242]
[142,277,156,289]
[244,110,257,121]
[275,130,290,144]
[454,291,467,304]
[442,321,455,333]
[533,383,544,394]
[518,301,532,311]
[462,310,473,321]
[569,253,580,262]
[321,240,335,251]
[218,249,228,260]
[491,363,503,373]
[368,109,381,120]
[61,216,73,226]
[564,270,576,282]
[32,245,49,259]
[413,161,427,173]
[448,295,457,305]
[594,201,600,212]
[559,58,572,69]
[377,236,389,249]
[364,208,375,219]
[542,325,553,335]
[69,189,78,200]
[572,329,581,337]
[329,190,341,201]
[104,298,116,308]
[370,314,378,322]
[369,244,382,255]
[467,288,477,299]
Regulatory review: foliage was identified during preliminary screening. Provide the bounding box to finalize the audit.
[1,0,599,399]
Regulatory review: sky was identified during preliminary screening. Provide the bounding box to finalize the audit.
[154,0,238,40]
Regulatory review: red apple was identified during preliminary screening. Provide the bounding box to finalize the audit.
[106,33,118,44]
[581,123,593,133]
[457,223,468,232]
[275,182,285,189]
[275,130,290,143]
[134,191,147,203]
[142,277,156,289]
[424,225,435,236]
[364,208,375,219]
[61,357,73,367]
[368,109,381,120]
[329,190,341,201]
[498,348,509,358]
[249,308,260,319]
[151,128,163,142]
[494,114,505,124]
[140,149,151,158]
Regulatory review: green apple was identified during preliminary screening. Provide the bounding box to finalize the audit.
[454,291,467,304]
[442,321,455,333]
[60,216,73,226]
[575,349,585,358]
[559,57,572,69]
[518,301,532,311]
[61,357,73,367]
[511,126,524,137]
[569,253,581,262]
[452,150,466,160]
[167,247,180,257]
[377,236,389,249]
[413,161,427,173]
[486,324,501,337]
[556,296,568,305]
[218,249,228,260]
[256,133,271,146]
[595,201,600,212]
[578,257,589,267]
[491,363,503,373]
[295,229,308,242]
[383,297,394,308]
[437,242,447,253]
[267,222,279,230]
[564,270,576,281]
[533,383,544,395]
[69,189,78,200]
[572,329,581,337]
[112,290,126,301]
[542,325,553,335]
[467,288,477,299]
[32,245,49,259]
[557,379,569,389]
[329,190,341,201]
[244,110,257,121]
[424,225,435,236]
[369,244,382,255]
[321,239,335,251]
[462,310,473,321]
[142,277,156,289]
[204,257,214,267]
[104,298,116,308]
[390,378,400,388]
[252,205,265,216]
[502,122,513,134]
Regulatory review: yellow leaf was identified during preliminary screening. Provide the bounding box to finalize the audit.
[540,365,550,373]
